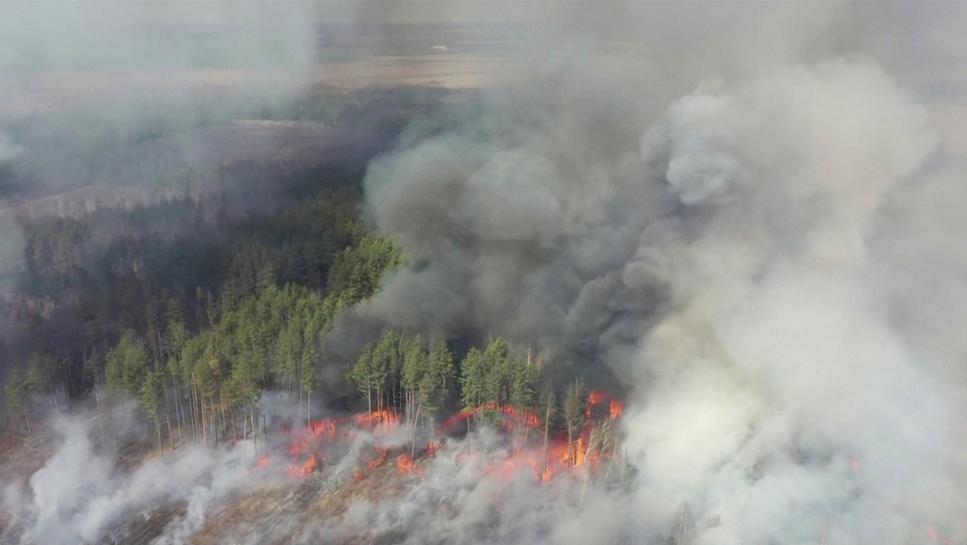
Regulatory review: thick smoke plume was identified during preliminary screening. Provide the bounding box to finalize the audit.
[348,2,967,543]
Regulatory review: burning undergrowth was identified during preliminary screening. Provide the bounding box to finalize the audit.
[0,393,634,545]
[277,390,625,486]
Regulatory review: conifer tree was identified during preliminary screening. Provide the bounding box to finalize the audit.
[460,347,486,410]
[142,369,165,449]
[106,331,148,397]
[350,343,375,413]
[564,378,587,466]
[422,337,454,417]
[401,334,426,426]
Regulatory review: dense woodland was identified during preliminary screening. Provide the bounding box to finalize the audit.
[0,88,593,455]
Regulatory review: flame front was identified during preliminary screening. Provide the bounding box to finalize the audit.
[278,393,624,484]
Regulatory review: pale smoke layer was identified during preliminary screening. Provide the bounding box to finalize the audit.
[0,2,318,292]
[0,415,268,545]
[300,428,633,545]
[355,19,966,545]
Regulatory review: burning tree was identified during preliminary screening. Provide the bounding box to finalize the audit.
[564,379,586,467]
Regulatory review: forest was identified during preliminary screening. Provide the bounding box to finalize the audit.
[0,91,594,461]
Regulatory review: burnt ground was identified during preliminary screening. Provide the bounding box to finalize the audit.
[0,427,425,545]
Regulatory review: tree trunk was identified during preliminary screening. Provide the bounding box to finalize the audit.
[567,429,574,467]
[306,390,311,429]
[241,406,247,443]
[95,384,106,447]
[23,410,33,446]
[541,405,551,476]
[164,388,173,450]
[192,379,201,443]
[251,404,258,454]
[155,417,162,452]
[175,387,185,444]
[201,395,208,446]
[411,400,423,457]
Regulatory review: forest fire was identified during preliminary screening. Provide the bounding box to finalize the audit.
[353,409,401,433]
[609,399,625,420]
[353,449,391,481]
[439,403,543,434]
[279,390,626,485]
[289,454,318,478]
[395,453,421,476]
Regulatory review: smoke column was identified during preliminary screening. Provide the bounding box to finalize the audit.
[345,2,967,543]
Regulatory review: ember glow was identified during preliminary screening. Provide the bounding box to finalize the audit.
[277,392,626,483]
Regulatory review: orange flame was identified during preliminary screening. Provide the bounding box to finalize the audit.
[353,410,401,434]
[309,418,339,439]
[425,440,443,457]
[396,453,423,476]
[588,390,606,406]
[440,403,544,435]
[609,399,624,420]
[353,449,390,481]
[288,454,318,477]
[277,393,625,485]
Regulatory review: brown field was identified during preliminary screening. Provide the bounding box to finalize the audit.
[0,55,510,118]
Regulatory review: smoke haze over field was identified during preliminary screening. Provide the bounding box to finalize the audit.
[0,1,965,544]
[0,410,278,545]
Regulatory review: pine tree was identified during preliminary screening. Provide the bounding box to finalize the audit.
[164,296,188,362]
[4,368,33,440]
[510,358,538,410]
[142,369,165,449]
[105,331,148,397]
[422,338,454,416]
[401,333,426,426]
[369,329,401,412]
[301,341,318,427]
[350,343,375,413]
[539,382,556,475]
[460,348,486,410]
[564,379,586,466]
[483,338,510,406]
[274,322,301,394]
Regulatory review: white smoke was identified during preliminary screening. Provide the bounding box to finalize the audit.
[0,133,21,163]
[348,5,966,543]
[0,413,271,545]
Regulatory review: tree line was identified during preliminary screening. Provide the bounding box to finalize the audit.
[1,175,395,443]
[349,329,594,464]
[3,172,596,461]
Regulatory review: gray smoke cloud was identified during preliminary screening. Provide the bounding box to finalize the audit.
[0,409,273,545]
[0,1,321,297]
[0,1,318,193]
[345,2,967,543]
